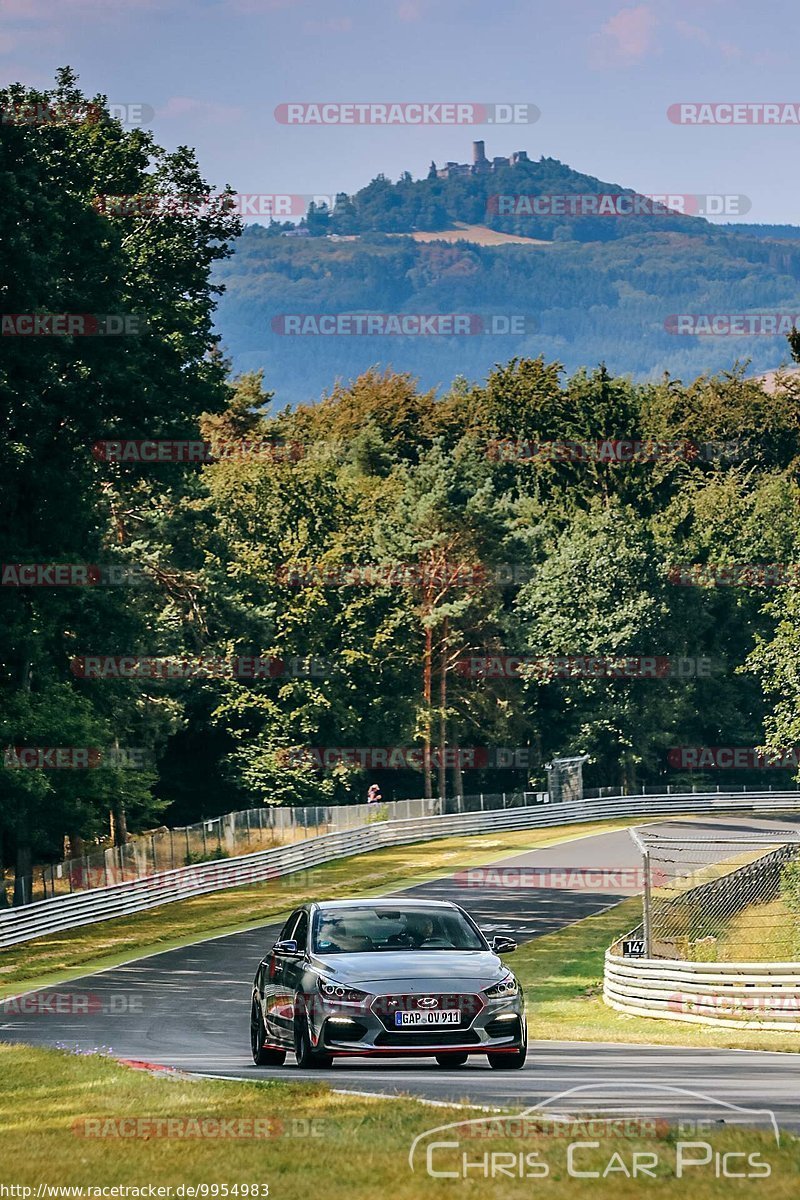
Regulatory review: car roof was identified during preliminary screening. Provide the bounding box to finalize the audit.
[309,897,460,910]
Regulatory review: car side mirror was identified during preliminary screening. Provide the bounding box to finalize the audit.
[273,939,300,956]
[490,935,517,954]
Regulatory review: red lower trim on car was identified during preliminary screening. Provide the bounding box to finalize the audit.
[325,1045,521,1056]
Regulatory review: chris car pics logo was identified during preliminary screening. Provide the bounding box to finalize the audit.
[409,1084,779,1180]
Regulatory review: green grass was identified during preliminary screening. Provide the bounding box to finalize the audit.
[714,898,800,962]
[0,817,641,997]
[512,897,800,1053]
[0,1041,796,1198]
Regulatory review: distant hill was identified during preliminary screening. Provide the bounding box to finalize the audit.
[212,152,800,405]
[262,152,717,243]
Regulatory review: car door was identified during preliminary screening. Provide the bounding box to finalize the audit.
[280,909,310,1022]
[262,910,302,1041]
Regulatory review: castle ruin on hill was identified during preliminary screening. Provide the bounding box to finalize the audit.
[432,141,529,180]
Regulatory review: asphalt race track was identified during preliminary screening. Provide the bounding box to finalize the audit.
[3,815,800,1131]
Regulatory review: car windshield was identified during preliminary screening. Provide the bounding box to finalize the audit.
[311,906,486,953]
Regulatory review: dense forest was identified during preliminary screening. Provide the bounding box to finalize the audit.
[5,74,800,904]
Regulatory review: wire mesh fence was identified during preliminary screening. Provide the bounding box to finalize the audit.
[20,789,548,902]
[627,826,800,962]
[15,786,796,906]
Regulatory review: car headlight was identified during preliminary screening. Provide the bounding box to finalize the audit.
[318,978,369,1004]
[484,973,519,999]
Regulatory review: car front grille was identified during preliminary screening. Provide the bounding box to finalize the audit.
[374,1029,481,1047]
[371,992,485,1032]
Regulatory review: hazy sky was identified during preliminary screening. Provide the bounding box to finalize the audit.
[4,0,798,223]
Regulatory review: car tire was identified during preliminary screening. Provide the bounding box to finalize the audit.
[435,1052,469,1067]
[487,1045,527,1070]
[293,1008,333,1069]
[250,998,287,1067]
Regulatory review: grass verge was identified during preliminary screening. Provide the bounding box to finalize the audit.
[512,897,800,1053]
[0,1041,796,1198]
[715,898,800,962]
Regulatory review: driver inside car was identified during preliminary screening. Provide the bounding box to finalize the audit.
[387,914,435,948]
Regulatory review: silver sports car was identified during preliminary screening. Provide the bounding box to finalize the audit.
[250,897,526,1069]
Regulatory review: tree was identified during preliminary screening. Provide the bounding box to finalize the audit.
[0,69,240,896]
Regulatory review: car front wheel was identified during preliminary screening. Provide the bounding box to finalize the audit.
[487,1045,527,1070]
[250,998,287,1067]
[293,1008,333,1069]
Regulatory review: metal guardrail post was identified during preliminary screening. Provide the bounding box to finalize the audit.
[642,851,653,957]
[629,827,652,957]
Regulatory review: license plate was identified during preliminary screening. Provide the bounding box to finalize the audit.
[394,1009,461,1027]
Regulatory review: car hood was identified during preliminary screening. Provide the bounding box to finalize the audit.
[309,950,509,990]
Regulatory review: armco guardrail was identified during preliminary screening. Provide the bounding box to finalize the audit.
[604,953,800,1031]
[3,791,800,949]
[25,791,546,901]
